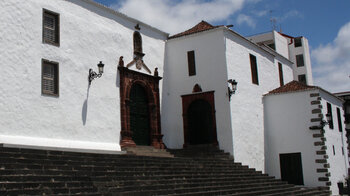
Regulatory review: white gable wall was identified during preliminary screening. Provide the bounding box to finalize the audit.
[288,37,314,85]
[162,29,233,154]
[0,0,166,151]
[263,90,324,187]
[224,30,294,171]
[264,89,349,194]
[273,31,289,59]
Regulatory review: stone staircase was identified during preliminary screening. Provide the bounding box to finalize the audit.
[123,146,174,158]
[0,145,330,195]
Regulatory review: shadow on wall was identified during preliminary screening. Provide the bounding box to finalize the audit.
[82,84,90,125]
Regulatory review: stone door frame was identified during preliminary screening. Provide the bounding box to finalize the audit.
[119,67,165,149]
[181,91,218,148]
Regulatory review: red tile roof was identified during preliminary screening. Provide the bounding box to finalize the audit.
[265,81,345,102]
[169,21,222,39]
[266,81,316,95]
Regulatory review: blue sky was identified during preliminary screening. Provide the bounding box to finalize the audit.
[95,0,350,92]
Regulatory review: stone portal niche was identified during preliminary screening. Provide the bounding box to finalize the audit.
[181,91,218,147]
[119,66,165,149]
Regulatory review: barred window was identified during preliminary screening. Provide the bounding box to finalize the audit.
[298,74,306,85]
[296,54,304,67]
[42,60,59,96]
[294,37,302,47]
[43,9,59,45]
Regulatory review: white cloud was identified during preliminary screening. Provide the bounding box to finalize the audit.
[111,0,251,34]
[280,10,301,21]
[236,14,256,28]
[254,10,268,17]
[312,21,350,93]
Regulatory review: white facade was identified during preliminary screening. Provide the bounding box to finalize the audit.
[162,26,293,171]
[0,0,167,151]
[1,1,346,193]
[264,87,349,195]
[248,31,314,85]
[162,29,233,154]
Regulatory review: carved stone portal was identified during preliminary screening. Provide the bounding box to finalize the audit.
[119,66,165,149]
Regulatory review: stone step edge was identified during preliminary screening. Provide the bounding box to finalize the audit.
[1,143,126,155]
[118,183,296,195]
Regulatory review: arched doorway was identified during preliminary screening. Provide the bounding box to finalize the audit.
[181,91,218,147]
[187,99,215,145]
[119,66,165,149]
[129,83,150,145]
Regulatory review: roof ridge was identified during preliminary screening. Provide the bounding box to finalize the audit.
[169,20,219,39]
[266,80,316,95]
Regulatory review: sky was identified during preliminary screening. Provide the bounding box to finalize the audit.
[95,0,350,93]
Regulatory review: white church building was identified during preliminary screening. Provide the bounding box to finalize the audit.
[0,0,348,194]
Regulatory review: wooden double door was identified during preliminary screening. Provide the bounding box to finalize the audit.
[129,83,151,146]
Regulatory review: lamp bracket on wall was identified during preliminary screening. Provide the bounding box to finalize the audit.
[227,79,238,101]
[309,113,332,130]
[89,61,104,85]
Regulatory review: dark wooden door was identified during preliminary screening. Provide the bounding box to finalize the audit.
[187,99,214,145]
[130,84,150,145]
[279,153,304,185]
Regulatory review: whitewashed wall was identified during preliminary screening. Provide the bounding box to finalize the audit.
[273,31,289,59]
[288,37,314,85]
[263,90,325,187]
[162,29,234,154]
[264,89,349,195]
[0,0,166,151]
[225,30,293,171]
[320,91,349,195]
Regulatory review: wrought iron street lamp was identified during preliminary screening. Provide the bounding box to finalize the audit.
[309,113,332,130]
[227,79,238,101]
[89,61,104,85]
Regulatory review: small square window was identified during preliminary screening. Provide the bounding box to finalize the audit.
[43,9,59,45]
[298,74,306,85]
[294,37,302,47]
[296,54,304,67]
[42,59,59,96]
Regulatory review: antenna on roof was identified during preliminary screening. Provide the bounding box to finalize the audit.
[269,10,277,31]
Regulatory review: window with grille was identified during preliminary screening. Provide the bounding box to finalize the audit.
[294,37,302,47]
[298,74,306,85]
[42,60,59,96]
[296,54,304,67]
[43,9,59,45]
[250,54,259,85]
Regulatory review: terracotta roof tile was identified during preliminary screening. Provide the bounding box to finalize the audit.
[265,81,344,102]
[266,81,316,95]
[169,21,221,39]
